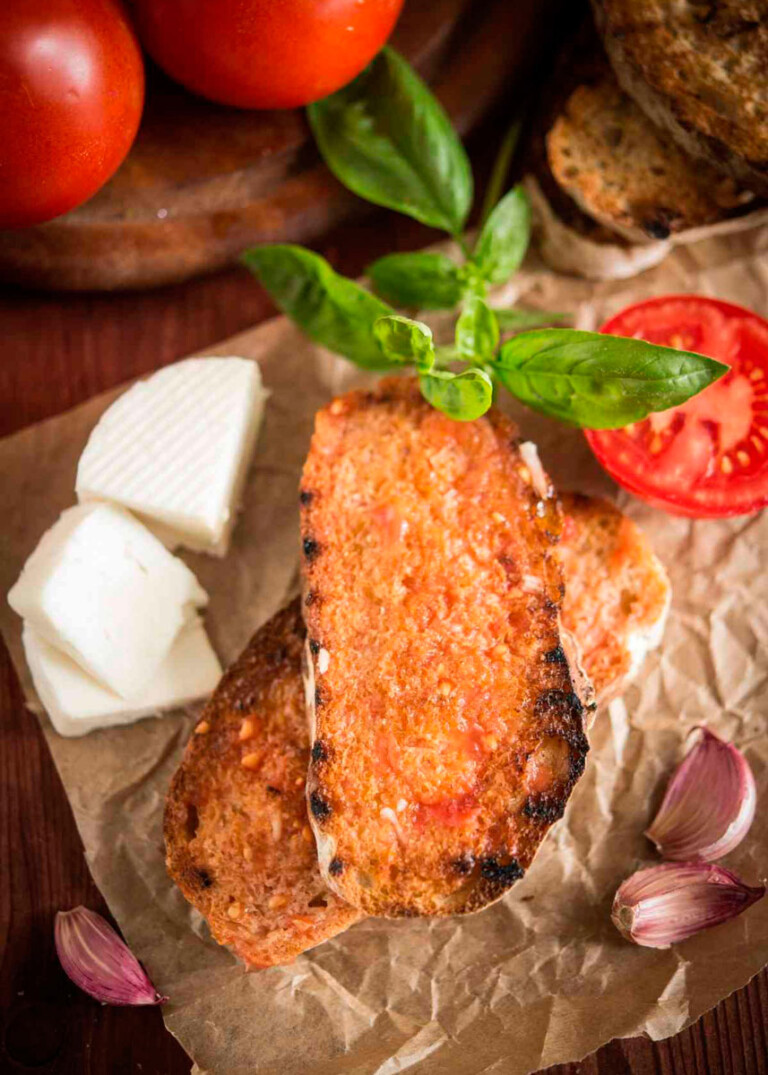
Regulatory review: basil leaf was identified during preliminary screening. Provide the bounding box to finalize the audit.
[455,294,499,362]
[493,308,571,331]
[419,367,494,421]
[374,315,434,370]
[472,185,531,285]
[492,328,728,428]
[368,251,464,309]
[308,48,473,235]
[242,245,396,371]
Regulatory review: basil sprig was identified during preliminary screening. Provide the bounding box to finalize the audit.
[242,49,728,423]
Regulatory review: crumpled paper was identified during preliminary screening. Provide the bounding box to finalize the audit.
[1,225,767,1075]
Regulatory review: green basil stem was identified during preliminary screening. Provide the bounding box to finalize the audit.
[479,118,522,230]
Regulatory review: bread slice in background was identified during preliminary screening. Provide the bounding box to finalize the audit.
[164,599,361,968]
[547,72,753,244]
[300,378,591,917]
[591,0,768,196]
[558,493,671,705]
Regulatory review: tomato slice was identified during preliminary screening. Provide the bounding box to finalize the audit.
[585,295,768,517]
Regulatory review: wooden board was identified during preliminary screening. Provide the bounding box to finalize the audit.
[0,0,557,292]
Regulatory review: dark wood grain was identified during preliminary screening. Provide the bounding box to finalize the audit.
[1,177,767,1075]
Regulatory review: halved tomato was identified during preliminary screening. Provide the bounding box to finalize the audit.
[585,295,768,518]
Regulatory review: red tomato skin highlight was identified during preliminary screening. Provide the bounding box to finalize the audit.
[0,0,145,228]
[585,295,768,519]
[131,0,405,110]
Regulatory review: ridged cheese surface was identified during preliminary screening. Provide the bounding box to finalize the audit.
[76,357,265,557]
[24,619,222,737]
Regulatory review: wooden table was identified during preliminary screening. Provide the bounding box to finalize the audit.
[1,205,767,1075]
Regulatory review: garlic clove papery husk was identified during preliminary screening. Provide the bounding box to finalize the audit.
[646,726,756,861]
[612,862,765,949]
[55,906,167,1006]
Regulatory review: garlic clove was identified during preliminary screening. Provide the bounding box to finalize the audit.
[612,862,765,949]
[55,906,167,1006]
[646,726,756,861]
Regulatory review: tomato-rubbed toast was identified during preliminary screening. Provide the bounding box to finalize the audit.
[300,377,592,917]
[164,600,362,968]
[559,492,671,704]
[164,496,669,963]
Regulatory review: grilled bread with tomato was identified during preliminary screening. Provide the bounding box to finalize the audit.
[164,600,362,968]
[300,377,592,917]
[591,0,768,196]
[559,493,671,703]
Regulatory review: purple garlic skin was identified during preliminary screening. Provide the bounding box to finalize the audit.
[55,907,167,1006]
[612,862,765,949]
[646,726,757,862]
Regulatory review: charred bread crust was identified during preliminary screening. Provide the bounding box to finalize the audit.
[300,377,593,917]
[591,0,768,196]
[164,600,361,968]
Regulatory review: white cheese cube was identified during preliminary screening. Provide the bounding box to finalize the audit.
[23,620,222,737]
[76,357,266,557]
[8,503,208,699]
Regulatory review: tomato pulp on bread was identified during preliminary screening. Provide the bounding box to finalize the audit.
[585,296,768,517]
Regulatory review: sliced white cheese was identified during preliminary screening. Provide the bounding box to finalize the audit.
[76,356,266,557]
[23,619,222,737]
[8,503,208,699]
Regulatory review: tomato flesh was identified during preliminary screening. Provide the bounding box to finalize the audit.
[585,296,768,517]
[132,0,405,111]
[0,0,145,228]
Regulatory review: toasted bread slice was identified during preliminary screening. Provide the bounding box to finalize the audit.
[166,496,668,960]
[592,0,768,195]
[164,600,362,968]
[559,493,671,704]
[547,72,753,243]
[300,377,591,917]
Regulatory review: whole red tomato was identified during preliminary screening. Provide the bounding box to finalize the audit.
[131,0,405,110]
[0,0,144,228]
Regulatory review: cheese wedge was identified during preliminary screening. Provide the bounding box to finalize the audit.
[23,620,222,737]
[8,503,208,699]
[76,357,266,557]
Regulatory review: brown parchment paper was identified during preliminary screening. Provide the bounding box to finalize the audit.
[2,226,768,1075]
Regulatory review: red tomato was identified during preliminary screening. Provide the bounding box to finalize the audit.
[131,0,404,110]
[0,0,144,229]
[585,296,768,518]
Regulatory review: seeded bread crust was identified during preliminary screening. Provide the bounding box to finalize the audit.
[300,377,592,917]
[558,493,671,703]
[592,0,768,195]
[164,600,361,968]
[547,73,753,243]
